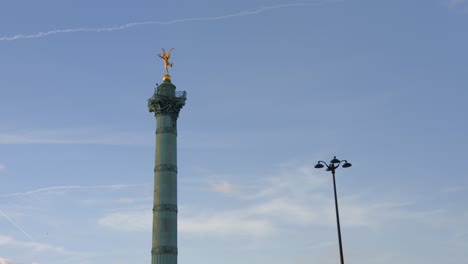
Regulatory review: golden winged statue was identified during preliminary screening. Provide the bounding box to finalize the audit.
[157,48,174,75]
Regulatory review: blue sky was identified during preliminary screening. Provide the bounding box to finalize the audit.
[1,0,468,263]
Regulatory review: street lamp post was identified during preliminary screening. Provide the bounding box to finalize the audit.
[314,156,352,264]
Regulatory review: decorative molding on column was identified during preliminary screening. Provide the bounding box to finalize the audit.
[156,127,177,135]
[148,92,186,118]
[152,246,178,255]
[153,203,178,213]
[154,164,178,173]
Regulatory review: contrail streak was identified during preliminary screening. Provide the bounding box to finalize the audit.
[0,1,340,41]
[0,185,81,198]
[0,209,34,241]
[0,184,143,198]
[0,184,144,241]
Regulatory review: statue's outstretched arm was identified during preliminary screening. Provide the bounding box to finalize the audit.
[167,48,174,57]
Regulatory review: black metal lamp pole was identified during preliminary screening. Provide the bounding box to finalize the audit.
[315,156,352,264]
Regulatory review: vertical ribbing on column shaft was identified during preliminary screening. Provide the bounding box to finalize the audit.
[152,254,177,264]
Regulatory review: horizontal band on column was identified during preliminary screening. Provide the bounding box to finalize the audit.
[156,127,177,135]
[154,164,177,173]
[152,246,178,255]
[153,203,178,213]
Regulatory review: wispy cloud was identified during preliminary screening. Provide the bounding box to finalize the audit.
[0,164,5,173]
[450,0,467,8]
[97,209,277,237]
[97,162,442,238]
[0,184,142,198]
[117,197,138,204]
[0,129,151,146]
[180,213,276,237]
[1,159,461,264]
[0,1,340,41]
[455,230,468,238]
[98,211,151,232]
[0,235,64,253]
[209,181,239,195]
[441,186,468,193]
[0,257,15,264]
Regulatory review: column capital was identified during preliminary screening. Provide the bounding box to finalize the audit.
[148,91,186,118]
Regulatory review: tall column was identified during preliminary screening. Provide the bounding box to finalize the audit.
[148,75,186,264]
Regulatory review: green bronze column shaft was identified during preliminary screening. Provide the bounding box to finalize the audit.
[148,75,186,264]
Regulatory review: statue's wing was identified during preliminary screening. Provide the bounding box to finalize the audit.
[167,48,174,57]
[161,48,166,56]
